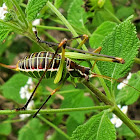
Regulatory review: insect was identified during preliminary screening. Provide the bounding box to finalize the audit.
[0,30,126,118]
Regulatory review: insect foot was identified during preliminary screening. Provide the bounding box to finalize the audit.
[15,106,26,111]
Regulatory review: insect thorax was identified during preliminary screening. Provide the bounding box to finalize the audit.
[17,52,90,79]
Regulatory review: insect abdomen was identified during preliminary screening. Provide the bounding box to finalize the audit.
[18,52,61,78]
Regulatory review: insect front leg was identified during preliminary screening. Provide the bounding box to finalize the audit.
[33,79,66,118]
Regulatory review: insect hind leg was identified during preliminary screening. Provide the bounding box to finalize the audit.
[33,78,66,118]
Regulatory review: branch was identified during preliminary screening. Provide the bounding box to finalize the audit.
[82,80,140,138]
[0,106,111,115]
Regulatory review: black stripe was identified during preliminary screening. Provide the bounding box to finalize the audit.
[53,54,60,69]
[34,53,38,69]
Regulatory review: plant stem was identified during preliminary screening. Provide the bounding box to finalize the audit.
[135,58,140,65]
[82,80,140,138]
[38,115,70,139]
[133,120,140,124]
[93,65,112,99]
[11,0,28,28]
[36,25,70,32]
[104,8,121,24]
[113,106,140,138]
[82,80,113,105]
[43,31,58,43]
[0,106,110,115]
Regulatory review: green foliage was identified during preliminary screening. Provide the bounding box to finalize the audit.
[71,111,116,140]
[116,71,140,105]
[0,122,11,135]
[89,21,117,48]
[67,0,89,34]
[116,7,135,20]
[61,90,94,124]
[18,118,47,140]
[1,73,28,103]
[26,0,48,21]
[92,0,115,27]
[0,23,11,41]
[54,0,64,9]
[117,124,136,138]
[96,18,139,87]
[0,0,140,139]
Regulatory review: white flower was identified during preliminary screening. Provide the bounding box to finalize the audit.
[19,114,30,120]
[0,3,8,20]
[117,72,132,90]
[32,19,41,31]
[19,101,34,120]
[27,100,34,110]
[27,77,33,85]
[32,19,41,26]
[19,78,35,120]
[19,87,27,99]
[19,78,34,99]
[111,105,128,128]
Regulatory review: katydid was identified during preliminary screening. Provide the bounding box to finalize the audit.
[0,30,126,118]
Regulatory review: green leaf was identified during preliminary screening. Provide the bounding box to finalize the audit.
[89,21,117,48]
[0,22,12,42]
[71,111,116,140]
[67,0,89,34]
[66,116,80,136]
[116,7,134,20]
[1,73,29,104]
[96,18,139,88]
[0,1,3,6]
[51,131,67,140]
[4,0,13,9]
[116,71,140,105]
[54,0,63,9]
[18,118,47,140]
[26,0,48,21]
[0,122,11,135]
[61,89,94,124]
[93,0,115,27]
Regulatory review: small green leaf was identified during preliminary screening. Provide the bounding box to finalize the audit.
[54,0,63,9]
[116,71,140,105]
[61,89,94,124]
[0,1,3,6]
[89,21,117,48]
[18,118,47,140]
[71,111,116,140]
[116,7,134,20]
[66,116,81,136]
[26,0,48,21]
[93,0,114,27]
[67,0,89,34]
[0,22,11,42]
[1,73,29,103]
[0,122,11,135]
[96,18,139,88]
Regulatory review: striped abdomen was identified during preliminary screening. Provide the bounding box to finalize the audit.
[17,52,90,79]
